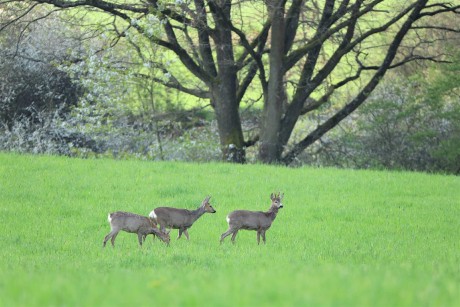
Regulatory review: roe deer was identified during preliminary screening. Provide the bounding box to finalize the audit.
[220,192,284,244]
[103,211,170,247]
[149,196,216,240]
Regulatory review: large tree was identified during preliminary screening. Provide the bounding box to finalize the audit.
[1,0,459,164]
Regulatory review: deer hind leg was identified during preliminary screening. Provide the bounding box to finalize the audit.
[103,232,111,247]
[110,230,120,247]
[257,230,261,245]
[103,229,117,247]
[177,228,183,240]
[220,228,234,243]
[137,233,144,247]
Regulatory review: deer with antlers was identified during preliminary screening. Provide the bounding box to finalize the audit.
[220,192,284,244]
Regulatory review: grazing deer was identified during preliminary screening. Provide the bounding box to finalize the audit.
[149,196,216,240]
[220,192,284,245]
[103,211,170,247]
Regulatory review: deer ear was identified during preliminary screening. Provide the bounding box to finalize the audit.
[270,193,274,200]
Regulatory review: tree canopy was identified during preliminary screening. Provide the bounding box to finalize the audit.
[1,0,459,164]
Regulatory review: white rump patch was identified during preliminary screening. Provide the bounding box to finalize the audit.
[226,216,230,224]
[107,213,112,223]
[149,210,157,219]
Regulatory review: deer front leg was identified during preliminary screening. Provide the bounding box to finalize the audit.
[183,228,190,240]
[103,230,117,247]
[177,228,183,240]
[137,233,144,247]
[261,230,266,244]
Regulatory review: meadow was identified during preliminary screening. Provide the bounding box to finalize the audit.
[0,153,459,306]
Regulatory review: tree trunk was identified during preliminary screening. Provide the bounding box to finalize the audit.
[259,0,286,163]
[211,0,246,163]
[212,85,245,163]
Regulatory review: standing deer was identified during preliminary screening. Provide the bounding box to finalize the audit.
[220,192,284,245]
[149,196,216,240]
[103,211,170,247]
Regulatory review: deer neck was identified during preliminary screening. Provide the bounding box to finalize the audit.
[267,206,280,221]
[149,228,159,235]
[190,206,205,222]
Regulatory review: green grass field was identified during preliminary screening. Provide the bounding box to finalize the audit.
[1,153,459,306]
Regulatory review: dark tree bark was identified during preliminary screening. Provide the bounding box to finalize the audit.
[209,0,246,162]
[259,0,286,163]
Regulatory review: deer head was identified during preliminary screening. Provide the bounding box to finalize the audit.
[202,196,216,213]
[270,192,284,209]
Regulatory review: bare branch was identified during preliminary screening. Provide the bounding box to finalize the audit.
[180,24,202,67]
[0,2,40,32]
[285,0,388,71]
[191,0,217,78]
[34,0,147,14]
[134,72,209,99]
[207,1,267,88]
[279,0,364,147]
[300,67,363,115]
[146,0,193,25]
[420,3,460,17]
[282,0,429,165]
[412,25,460,33]
[235,19,270,69]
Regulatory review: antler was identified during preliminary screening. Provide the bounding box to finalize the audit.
[270,192,284,200]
